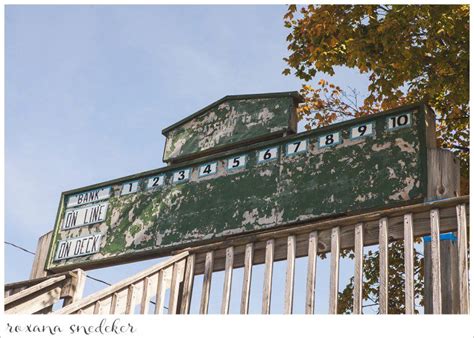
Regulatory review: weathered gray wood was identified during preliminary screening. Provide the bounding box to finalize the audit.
[240,243,253,314]
[457,204,469,314]
[328,227,340,314]
[305,231,318,314]
[379,218,388,314]
[200,251,214,314]
[404,213,415,314]
[430,209,442,314]
[154,270,165,314]
[125,285,136,314]
[427,149,460,200]
[353,223,364,314]
[221,247,234,314]
[284,236,296,314]
[180,254,195,314]
[140,277,150,314]
[5,286,62,314]
[93,301,101,314]
[110,292,118,314]
[4,275,66,306]
[30,231,53,279]
[262,240,274,314]
[168,260,185,314]
[62,269,86,306]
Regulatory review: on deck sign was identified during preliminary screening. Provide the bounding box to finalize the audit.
[55,234,102,261]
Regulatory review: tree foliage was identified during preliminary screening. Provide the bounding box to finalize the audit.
[284,5,469,181]
[283,5,469,313]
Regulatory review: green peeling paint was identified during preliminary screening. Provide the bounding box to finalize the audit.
[47,102,433,270]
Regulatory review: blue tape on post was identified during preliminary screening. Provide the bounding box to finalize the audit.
[423,232,457,243]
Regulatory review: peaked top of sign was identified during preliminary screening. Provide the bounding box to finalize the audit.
[162,91,303,163]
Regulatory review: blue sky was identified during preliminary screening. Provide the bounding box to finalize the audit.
[5,5,370,314]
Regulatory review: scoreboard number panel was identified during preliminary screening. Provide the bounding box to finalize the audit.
[147,175,165,190]
[350,122,375,140]
[121,181,139,196]
[227,155,247,171]
[199,162,218,177]
[387,112,412,130]
[257,147,279,163]
[173,168,191,184]
[286,139,307,156]
[318,131,341,148]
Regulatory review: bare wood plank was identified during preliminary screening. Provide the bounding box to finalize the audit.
[305,231,318,314]
[4,275,66,306]
[221,247,234,314]
[404,214,415,314]
[30,231,53,279]
[180,254,195,314]
[240,243,254,314]
[262,240,274,314]
[154,270,165,314]
[5,286,62,314]
[93,301,102,314]
[457,204,469,314]
[328,227,340,314]
[430,209,442,314]
[284,236,296,314]
[110,292,118,314]
[379,217,388,314]
[200,251,214,314]
[168,260,185,314]
[353,223,364,314]
[62,269,87,306]
[140,277,150,314]
[125,285,136,314]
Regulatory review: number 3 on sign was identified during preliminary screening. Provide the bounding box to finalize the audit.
[318,132,341,148]
[257,147,278,163]
[172,168,191,184]
[387,113,411,130]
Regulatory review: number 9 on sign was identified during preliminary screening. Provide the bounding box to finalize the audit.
[257,147,278,163]
[350,123,374,139]
[172,168,191,184]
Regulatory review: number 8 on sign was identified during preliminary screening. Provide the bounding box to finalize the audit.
[318,132,341,148]
[257,147,278,163]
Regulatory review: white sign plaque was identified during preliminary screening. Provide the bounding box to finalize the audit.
[62,202,109,230]
[66,187,111,208]
[54,234,102,261]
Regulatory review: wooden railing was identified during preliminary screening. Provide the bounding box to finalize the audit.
[56,251,189,314]
[4,269,85,314]
[176,196,469,314]
[6,196,469,315]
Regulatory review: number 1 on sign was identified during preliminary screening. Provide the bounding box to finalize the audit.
[121,181,139,196]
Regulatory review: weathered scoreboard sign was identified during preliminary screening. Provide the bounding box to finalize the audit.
[46,92,436,271]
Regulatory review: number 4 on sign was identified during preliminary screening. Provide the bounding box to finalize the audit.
[199,162,217,177]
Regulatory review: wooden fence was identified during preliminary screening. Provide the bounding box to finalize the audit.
[5,196,470,315]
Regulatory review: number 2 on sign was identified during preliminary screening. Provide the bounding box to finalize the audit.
[258,147,278,163]
[147,175,164,190]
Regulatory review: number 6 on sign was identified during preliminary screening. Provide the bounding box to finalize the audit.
[257,147,278,163]
[172,168,191,184]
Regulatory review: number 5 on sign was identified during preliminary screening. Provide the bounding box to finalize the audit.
[172,168,191,184]
[227,155,247,170]
[257,147,278,163]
